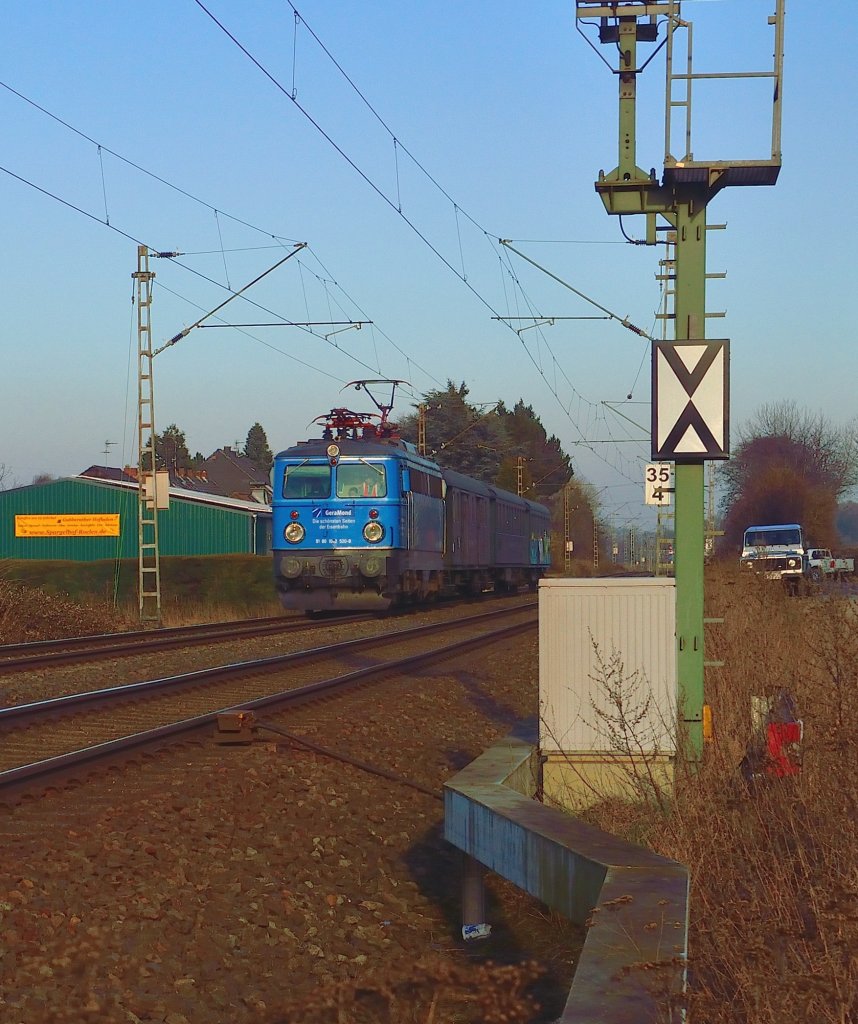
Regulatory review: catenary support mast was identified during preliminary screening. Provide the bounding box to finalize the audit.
[133,246,161,624]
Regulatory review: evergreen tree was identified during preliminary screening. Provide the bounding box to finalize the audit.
[245,422,273,476]
[498,400,571,500]
[154,424,193,471]
[398,384,573,499]
[398,381,507,480]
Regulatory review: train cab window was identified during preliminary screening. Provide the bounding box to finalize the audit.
[336,462,387,498]
[283,463,331,499]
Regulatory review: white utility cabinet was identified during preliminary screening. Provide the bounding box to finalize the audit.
[539,577,677,756]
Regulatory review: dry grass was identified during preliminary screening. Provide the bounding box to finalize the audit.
[155,595,282,627]
[581,568,858,1023]
[0,576,133,644]
[0,570,276,643]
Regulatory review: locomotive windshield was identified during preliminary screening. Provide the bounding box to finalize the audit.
[336,462,387,498]
[283,463,331,499]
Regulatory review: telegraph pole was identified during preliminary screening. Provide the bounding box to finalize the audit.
[575,2,785,756]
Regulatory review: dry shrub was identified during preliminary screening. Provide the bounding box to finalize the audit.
[0,577,130,644]
[583,567,858,1023]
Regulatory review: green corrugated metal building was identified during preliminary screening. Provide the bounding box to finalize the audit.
[0,477,272,561]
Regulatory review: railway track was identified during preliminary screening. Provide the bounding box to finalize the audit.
[0,596,573,1023]
[0,612,371,673]
[0,603,536,798]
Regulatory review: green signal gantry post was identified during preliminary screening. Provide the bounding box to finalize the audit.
[575,1,785,757]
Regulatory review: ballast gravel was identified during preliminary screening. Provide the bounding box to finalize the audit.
[0,631,580,1023]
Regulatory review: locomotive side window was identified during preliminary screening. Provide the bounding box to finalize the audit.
[409,469,443,498]
[336,462,387,498]
[283,464,331,499]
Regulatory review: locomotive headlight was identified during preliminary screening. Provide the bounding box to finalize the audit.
[284,522,305,544]
[283,557,302,578]
[363,520,384,543]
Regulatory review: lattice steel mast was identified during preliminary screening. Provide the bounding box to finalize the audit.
[133,246,161,624]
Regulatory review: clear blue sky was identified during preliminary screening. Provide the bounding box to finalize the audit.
[0,2,851,527]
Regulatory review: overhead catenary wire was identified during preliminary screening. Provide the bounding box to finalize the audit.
[275,6,651,341]
[499,240,655,342]
[198,321,367,329]
[0,159,420,389]
[0,79,304,246]
[191,0,511,318]
[3,18,652,492]
[150,270,388,381]
[0,160,300,343]
[0,77,445,396]
[494,247,643,482]
[192,0,648,484]
[152,279,344,384]
[299,247,443,390]
[3,62,642,489]
[153,245,307,355]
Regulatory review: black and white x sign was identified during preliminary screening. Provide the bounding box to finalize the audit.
[651,340,729,461]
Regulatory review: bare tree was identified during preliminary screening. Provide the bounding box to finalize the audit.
[739,401,858,495]
[720,401,858,551]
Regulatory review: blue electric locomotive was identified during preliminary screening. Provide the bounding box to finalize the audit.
[272,384,551,612]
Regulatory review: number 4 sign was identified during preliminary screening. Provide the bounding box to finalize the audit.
[645,463,674,505]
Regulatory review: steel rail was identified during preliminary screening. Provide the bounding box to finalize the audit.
[0,616,536,794]
[0,614,293,654]
[0,595,538,672]
[0,602,536,725]
[0,612,369,672]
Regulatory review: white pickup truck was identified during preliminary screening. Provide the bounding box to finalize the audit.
[805,548,855,581]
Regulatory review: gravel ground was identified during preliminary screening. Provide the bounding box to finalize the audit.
[0,630,581,1024]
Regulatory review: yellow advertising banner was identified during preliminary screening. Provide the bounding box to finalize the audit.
[15,514,121,538]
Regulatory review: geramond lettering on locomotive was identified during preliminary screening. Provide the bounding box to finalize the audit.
[271,403,551,613]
